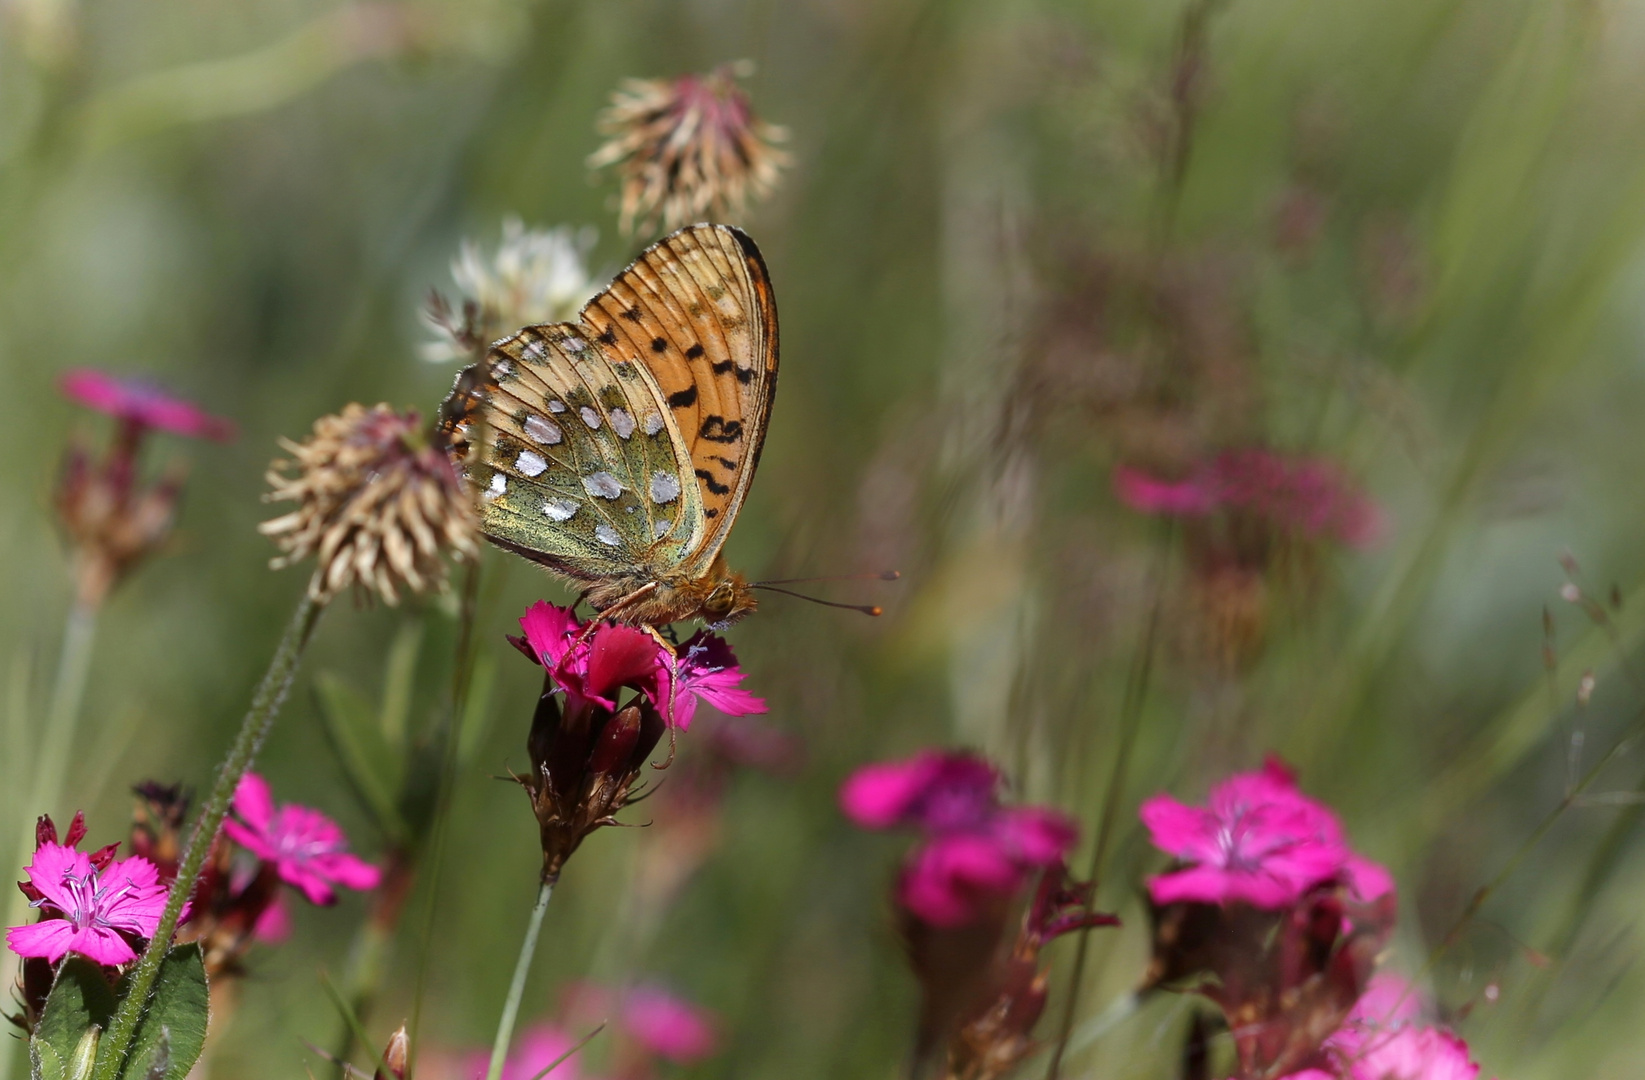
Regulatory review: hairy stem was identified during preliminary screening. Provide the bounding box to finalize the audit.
[94,593,323,1080]
[484,880,555,1080]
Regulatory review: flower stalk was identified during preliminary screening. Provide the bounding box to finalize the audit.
[93,592,324,1080]
[484,880,554,1080]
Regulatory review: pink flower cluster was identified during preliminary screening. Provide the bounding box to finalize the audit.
[60,369,236,442]
[840,751,1077,926]
[227,773,382,905]
[1281,976,1484,1080]
[1114,448,1378,547]
[516,601,765,730]
[475,984,718,1080]
[6,778,378,969]
[1140,756,1392,910]
[6,814,168,966]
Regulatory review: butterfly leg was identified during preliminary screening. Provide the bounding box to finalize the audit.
[571,581,661,644]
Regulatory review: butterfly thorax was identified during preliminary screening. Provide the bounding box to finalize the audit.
[584,554,757,628]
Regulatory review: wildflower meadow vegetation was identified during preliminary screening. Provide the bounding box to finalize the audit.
[7,1,1645,1078]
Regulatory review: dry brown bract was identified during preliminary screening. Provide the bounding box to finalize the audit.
[260,403,478,605]
[588,62,790,236]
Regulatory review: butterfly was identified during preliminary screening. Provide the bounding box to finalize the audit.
[439,223,777,628]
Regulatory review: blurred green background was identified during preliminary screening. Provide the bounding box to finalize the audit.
[7,0,1645,1076]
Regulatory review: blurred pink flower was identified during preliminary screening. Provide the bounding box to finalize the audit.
[467,1023,583,1080]
[1342,973,1426,1031]
[621,984,719,1063]
[1140,757,1364,909]
[1114,448,1379,547]
[6,841,168,964]
[515,601,761,729]
[59,368,236,442]
[663,631,766,732]
[1323,1025,1481,1080]
[224,773,381,906]
[840,750,1077,927]
[252,893,292,942]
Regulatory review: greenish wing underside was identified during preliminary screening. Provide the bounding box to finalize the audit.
[448,323,705,583]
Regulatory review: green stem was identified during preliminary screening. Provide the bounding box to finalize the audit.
[485,881,555,1080]
[94,593,323,1080]
[1044,524,1171,1080]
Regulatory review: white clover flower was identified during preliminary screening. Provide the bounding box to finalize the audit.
[422,218,599,364]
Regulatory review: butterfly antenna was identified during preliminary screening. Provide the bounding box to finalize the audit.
[753,585,884,616]
[754,570,901,586]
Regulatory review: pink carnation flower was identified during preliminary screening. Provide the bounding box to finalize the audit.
[1140,757,1377,909]
[621,984,719,1063]
[224,774,381,906]
[6,842,169,965]
[840,750,1077,927]
[467,1023,583,1080]
[1114,448,1379,547]
[59,369,235,442]
[516,601,763,729]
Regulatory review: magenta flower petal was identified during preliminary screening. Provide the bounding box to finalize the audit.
[621,985,719,1063]
[839,754,945,829]
[663,631,765,731]
[1141,760,1355,910]
[232,772,278,835]
[59,369,236,442]
[899,833,1026,926]
[995,807,1079,865]
[7,844,168,964]
[1343,854,1395,904]
[226,775,378,907]
[1348,1026,1480,1080]
[481,1023,583,1080]
[1113,466,1215,515]
[519,601,583,669]
[5,919,78,961]
[583,624,666,707]
[253,894,292,943]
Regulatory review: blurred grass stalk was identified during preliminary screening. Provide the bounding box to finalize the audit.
[0,598,99,1080]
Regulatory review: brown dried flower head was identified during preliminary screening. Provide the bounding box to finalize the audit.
[588,61,790,235]
[260,403,478,605]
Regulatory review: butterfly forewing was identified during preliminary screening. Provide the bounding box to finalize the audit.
[580,224,777,573]
[441,223,777,612]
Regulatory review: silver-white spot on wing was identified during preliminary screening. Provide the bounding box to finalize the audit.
[583,472,622,500]
[515,450,548,477]
[523,415,562,445]
[642,412,664,436]
[653,519,673,540]
[579,406,602,430]
[610,408,636,439]
[595,523,622,547]
[544,499,579,522]
[522,341,548,361]
[564,336,588,352]
[484,473,506,500]
[649,471,681,505]
[547,400,567,413]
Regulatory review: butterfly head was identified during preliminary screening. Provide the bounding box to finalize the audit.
[694,561,757,629]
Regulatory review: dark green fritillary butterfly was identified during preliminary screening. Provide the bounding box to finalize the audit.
[439,223,777,627]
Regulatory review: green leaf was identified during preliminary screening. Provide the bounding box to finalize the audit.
[314,670,406,842]
[112,944,207,1080]
[31,959,117,1080]
[456,651,498,767]
[378,620,423,749]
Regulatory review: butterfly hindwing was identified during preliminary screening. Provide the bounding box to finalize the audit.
[443,323,705,585]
